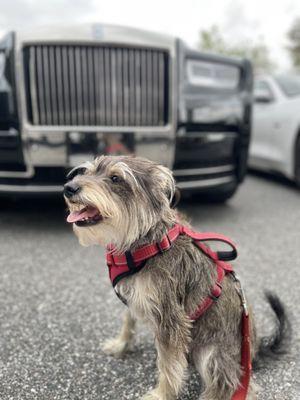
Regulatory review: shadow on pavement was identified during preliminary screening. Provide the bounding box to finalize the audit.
[0,195,68,232]
[248,169,299,191]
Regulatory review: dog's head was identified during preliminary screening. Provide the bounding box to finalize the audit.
[64,155,177,251]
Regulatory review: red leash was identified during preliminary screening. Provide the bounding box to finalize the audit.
[231,274,252,400]
[232,311,251,400]
[106,224,251,400]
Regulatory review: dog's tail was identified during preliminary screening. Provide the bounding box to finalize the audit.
[253,291,291,370]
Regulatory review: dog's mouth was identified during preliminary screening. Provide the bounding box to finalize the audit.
[67,205,103,227]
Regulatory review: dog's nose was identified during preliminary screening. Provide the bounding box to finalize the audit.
[64,182,81,198]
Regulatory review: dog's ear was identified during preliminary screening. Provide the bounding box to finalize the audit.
[170,187,181,208]
[151,164,176,203]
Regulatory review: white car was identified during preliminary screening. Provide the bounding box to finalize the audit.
[249,74,300,186]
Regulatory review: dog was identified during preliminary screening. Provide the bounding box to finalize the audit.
[64,155,290,400]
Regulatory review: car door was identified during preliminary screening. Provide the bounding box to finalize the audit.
[251,79,279,169]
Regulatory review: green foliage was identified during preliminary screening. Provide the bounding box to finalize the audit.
[198,25,275,73]
[287,18,300,70]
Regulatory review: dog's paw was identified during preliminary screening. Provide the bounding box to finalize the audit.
[102,337,128,358]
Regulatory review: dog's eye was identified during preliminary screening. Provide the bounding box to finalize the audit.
[110,175,120,183]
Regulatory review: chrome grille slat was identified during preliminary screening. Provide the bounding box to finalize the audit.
[111,49,118,127]
[87,47,96,125]
[36,46,46,125]
[62,46,71,125]
[104,48,111,126]
[141,50,147,126]
[81,47,89,125]
[98,48,106,125]
[68,47,77,125]
[135,50,141,126]
[75,47,83,125]
[24,44,169,127]
[158,52,165,126]
[129,49,135,126]
[146,50,153,126]
[116,49,123,126]
[152,51,159,125]
[49,46,58,125]
[123,49,129,126]
[55,46,64,125]
[28,46,39,125]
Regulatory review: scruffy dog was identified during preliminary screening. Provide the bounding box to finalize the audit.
[64,155,289,400]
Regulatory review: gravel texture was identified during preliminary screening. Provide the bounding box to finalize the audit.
[0,172,299,400]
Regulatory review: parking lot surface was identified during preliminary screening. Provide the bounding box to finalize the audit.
[0,173,299,400]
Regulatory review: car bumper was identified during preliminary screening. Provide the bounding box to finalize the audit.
[0,165,236,195]
[173,164,236,190]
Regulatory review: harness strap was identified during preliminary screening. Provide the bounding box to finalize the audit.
[189,263,225,321]
[106,224,237,268]
[106,224,181,267]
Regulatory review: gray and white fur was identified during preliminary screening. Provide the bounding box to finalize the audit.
[64,155,290,400]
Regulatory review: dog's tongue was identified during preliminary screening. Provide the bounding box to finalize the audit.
[67,206,98,223]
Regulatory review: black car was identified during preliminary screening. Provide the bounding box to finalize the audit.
[0,24,252,201]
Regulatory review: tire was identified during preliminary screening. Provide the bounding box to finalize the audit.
[295,135,300,188]
[202,186,238,203]
[188,182,238,203]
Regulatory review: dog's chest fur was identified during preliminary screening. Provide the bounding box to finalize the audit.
[116,235,243,330]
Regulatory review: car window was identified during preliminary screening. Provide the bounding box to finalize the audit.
[254,80,275,102]
[254,80,274,96]
[275,75,300,97]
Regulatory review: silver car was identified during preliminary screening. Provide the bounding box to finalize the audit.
[250,74,300,186]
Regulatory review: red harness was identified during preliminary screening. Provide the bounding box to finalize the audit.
[106,224,251,400]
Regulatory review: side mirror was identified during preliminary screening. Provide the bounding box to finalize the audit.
[254,88,274,103]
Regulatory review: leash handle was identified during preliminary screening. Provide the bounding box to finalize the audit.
[203,239,237,262]
[181,226,238,261]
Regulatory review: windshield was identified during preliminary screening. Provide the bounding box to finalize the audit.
[275,75,300,97]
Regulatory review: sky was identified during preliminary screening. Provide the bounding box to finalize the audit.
[0,0,299,71]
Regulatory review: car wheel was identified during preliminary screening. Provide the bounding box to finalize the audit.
[295,135,300,187]
[204,186,238,203]
[190,182,238,203]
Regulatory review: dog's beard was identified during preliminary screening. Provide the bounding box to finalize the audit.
[70,186,160,252]
[73,205,158,251]
[73,222,120,247]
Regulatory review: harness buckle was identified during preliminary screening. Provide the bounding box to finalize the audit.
[231,272,249,316]
[156,233,172,253]
[125,251,136,271]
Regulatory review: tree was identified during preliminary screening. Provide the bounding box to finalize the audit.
[287,18,300,71]
[198,25,275,73]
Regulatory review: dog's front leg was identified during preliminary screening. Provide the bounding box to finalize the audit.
[141,306,192,400]
[142,337,189,400]
[102,309,136,357]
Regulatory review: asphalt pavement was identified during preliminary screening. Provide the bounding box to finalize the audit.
[0,172,299,400]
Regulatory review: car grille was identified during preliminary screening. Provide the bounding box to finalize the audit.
[23,44,169,127]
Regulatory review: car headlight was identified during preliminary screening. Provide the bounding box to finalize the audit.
[0,52,5,79]
[186,59,240,90]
